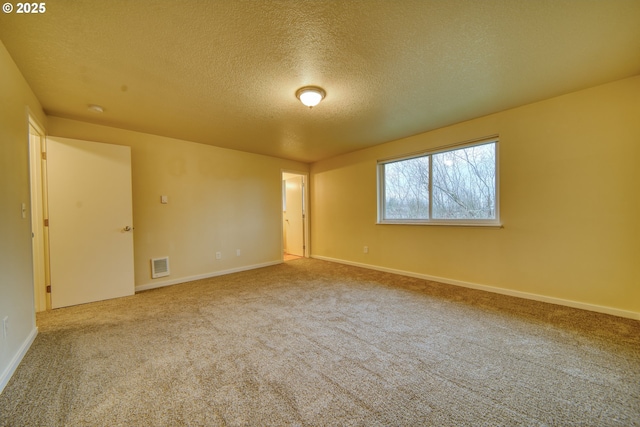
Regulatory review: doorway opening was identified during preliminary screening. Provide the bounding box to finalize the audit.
[282,171,309,261]
[28,115,50,312]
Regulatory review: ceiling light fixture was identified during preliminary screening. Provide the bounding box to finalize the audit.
[296,86,326,108]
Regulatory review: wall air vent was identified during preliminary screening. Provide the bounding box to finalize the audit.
[151,257,170,279]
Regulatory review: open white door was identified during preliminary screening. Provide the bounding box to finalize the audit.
[29,123,47,312]
[47,137,134,308]
[284,175,305,257]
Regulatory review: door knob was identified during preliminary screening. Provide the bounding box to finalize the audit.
[123,226,133,232]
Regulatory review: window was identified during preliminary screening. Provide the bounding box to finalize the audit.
[378,138,499,225]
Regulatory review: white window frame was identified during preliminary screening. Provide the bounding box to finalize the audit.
[377,136,501,227]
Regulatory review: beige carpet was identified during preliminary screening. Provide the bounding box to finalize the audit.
[1,258,639,426]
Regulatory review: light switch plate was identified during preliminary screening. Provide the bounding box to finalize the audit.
[161,195,168,204]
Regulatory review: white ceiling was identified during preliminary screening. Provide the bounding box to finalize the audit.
[1,0,639,163]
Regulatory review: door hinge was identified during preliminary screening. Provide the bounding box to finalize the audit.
[46,285,51,293]
[41,151,47,160]
[44,218,49,226]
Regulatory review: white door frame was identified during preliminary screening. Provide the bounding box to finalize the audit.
[28,114,50,312]
[281,170,309,259]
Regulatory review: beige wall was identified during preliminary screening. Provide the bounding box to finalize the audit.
[47,117,308,289]
[311,76,640,317]
[0,42,46,389]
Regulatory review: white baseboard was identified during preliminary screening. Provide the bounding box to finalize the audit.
[0,327,38,394]
[311,255,640,320]
[135,260,283,292]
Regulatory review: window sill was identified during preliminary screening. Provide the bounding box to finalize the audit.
[377,220,503,228]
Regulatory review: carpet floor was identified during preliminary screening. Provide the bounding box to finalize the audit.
[1,258,639,426]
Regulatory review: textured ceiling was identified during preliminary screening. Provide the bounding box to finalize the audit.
[1,0,639,163]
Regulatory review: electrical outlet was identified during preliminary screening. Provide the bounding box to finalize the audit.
[215,251,222,260]
[2,316,8,339]
[236,249,241,256]
[364,246,369,254]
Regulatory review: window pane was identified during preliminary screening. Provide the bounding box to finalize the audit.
[432,143,496,219]
[384,156,430,219]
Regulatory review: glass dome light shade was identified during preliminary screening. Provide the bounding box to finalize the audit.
[296,86,326,107]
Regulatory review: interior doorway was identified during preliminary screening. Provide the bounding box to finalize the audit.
[282,171,308,261]
[28,116,50,312]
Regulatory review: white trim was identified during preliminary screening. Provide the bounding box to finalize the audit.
[377,220,503,227]
[311,255,640,321]
[135,260,283,292]
[25,106,46,136]
[0,327,38,394]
